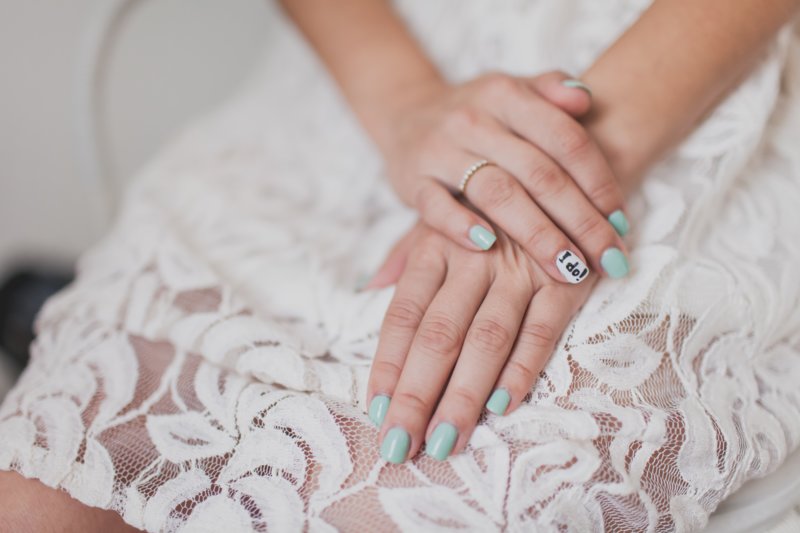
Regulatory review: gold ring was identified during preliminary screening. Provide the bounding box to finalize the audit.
[458,160,492,194]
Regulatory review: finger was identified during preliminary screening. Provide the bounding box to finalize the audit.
[489,284,585,416]
[461,124,630,279]
[424,277,532,460]
[460,161,592,285]
[366,247,446,428]
[363,224,421,290]
[378,264,490,463]
[524,71,593,117]
[486,82,630,236]
[413,178,497,252]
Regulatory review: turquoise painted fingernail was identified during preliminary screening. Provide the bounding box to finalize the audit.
[425,423,458,461]
[485,388,510,415]
[562,79,592,97]
[355,273,371,292]
[601,247,630,279]
[469,225,496,251]
[380,427,411,464]
[368,395,390,427]
[608,210,630,237]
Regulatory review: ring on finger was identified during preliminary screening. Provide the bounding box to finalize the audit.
[458,159,494,194]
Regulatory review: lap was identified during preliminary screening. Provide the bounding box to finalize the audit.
[1,177,799,530]
[2,81,800,530]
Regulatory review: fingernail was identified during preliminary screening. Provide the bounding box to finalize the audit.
[368,395,390,427]
[425,422,458,461]
[355,273,372,292]
[562,79,592,97]
[608,210,630,237]
[601,247,630,279]
[485,388,511,415]
[469,225,496,251]
[380,427,411,464]
[555,250,589,284]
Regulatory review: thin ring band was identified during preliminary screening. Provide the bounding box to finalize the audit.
[458,159,492,194]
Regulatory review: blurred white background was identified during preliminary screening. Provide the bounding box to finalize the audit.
[0,0,270,397]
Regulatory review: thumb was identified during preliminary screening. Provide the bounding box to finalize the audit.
[525,71,593,118]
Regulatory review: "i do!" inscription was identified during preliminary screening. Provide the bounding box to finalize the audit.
[556,250,589,284]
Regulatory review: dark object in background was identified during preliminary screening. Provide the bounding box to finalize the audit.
[0,267,73,368]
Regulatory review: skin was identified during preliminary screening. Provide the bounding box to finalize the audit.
[583,0,800,190]
[279,0,800,462]
[1,1,799,530]
[372,71,629,282]
[0,471,142,532]
[370,221,594,459]
[280,0,629,283]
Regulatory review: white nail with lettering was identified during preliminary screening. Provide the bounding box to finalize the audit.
[555,250,589,284]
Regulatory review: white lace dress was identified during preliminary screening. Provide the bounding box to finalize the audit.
[3,1,800,531]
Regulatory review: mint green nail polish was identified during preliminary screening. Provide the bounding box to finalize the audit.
[562,79,592,97]
[601,247,630,279]
[485,389,510,415]
[469,225,496,251]
[355,273,371,292]
[425,423,458,461]
[368,395,390,427]
[380,427,410,464]
[608,210,630,237]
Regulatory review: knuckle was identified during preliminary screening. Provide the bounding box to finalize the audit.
[371,359,403,380]
[445,386,482,413]
[385,298,425,330]
[447,106,482,131]
[504,359,538,387]
[518,321,557,349]
[557,125,592,159]
[573,213,608,242]
[418,131,444,156]
[394,390,431,414]
[467,319,512,353]
[483,73,520,98]
[522,223,552,253]
[460,254,493,284]
[587,177,619,204]
[526,163,567,198]
[476,172,516,209]
[413,241,445,269]
[417,315,464,355]
[415,250,442,271]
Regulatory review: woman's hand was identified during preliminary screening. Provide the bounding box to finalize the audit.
[365,222,594,463]
[377,71,631,284]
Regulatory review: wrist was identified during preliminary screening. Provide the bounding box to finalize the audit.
[586,115,649,197]
[358,74,449,155]
[581,72,668,197]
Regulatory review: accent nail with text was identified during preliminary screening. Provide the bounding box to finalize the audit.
[556,250,589,284]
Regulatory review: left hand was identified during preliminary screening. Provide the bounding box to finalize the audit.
[365,221,595,463]
[374,71,630,284]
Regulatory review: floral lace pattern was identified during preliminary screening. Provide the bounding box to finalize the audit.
[2,2,800,531]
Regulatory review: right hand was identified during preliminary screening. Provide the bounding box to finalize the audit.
[378,71,631,283]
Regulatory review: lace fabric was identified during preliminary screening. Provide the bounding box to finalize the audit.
[2,1,800,531]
